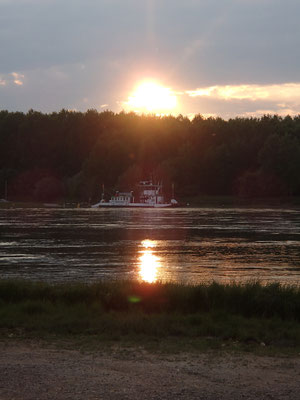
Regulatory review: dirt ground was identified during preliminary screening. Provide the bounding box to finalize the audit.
[0,342,299,400]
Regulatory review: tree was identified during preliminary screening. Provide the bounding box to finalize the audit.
[259,134,300,195]
[34,176,65,202]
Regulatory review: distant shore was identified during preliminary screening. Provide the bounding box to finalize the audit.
[0,279,299,354]
[1,195,300,209]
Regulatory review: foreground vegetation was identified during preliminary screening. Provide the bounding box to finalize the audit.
[0,279,300,352]
[1,110,300,202]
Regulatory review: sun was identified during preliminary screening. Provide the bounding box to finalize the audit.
[125,81,177,114]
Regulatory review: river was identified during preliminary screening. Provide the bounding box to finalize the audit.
[0,207,300,284]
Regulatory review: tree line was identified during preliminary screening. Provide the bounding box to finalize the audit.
[0,109,300,202]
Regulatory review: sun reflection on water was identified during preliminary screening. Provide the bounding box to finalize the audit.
[139,240,161,283]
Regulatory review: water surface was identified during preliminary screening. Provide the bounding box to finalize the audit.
[0,207,300,284]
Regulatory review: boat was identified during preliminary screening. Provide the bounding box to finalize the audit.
[91,181,178,208]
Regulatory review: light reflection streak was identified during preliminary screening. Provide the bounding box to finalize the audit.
[138,240,161,283]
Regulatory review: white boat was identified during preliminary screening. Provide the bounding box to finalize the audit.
[92,181,178,208]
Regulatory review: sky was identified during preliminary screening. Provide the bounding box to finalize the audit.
[1,0,300,118]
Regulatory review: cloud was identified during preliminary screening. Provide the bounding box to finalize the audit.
[176,82,300,119]
[0,72,24,86]
[243,108,300,118]
[11,72,24,85]
[186,83,300,102]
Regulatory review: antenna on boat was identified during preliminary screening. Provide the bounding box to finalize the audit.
[101,183,105,201]
[172,183,175,199]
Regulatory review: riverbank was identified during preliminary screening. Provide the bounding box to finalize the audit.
[181,195,300,208]
[0,200,80,209]
[1,280,300,353]
[1,195,300,209]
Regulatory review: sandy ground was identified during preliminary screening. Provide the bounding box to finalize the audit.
[0,342,299,400]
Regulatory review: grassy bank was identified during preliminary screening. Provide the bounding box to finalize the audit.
[1,280,300,352]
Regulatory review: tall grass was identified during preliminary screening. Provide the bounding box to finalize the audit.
[1,279,299,319]
[0,279,300,347]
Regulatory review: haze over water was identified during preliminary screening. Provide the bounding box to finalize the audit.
[0,207,300,284]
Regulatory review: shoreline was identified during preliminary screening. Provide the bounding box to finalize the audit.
[1,195,300,209]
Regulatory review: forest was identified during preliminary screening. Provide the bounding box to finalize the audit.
[0,109,300,202]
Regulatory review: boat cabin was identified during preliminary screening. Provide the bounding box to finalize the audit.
[138,181,165,204]
[109,191,133,205]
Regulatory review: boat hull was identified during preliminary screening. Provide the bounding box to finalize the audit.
[91,202,175,208]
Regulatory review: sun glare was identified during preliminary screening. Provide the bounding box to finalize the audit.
[138,240,161,283]
[126,81,177,114]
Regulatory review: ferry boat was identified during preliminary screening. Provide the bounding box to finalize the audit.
[92,181,178,208]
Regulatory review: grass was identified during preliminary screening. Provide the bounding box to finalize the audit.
[1,279,300,353]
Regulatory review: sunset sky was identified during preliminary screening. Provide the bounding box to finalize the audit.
[1,0,300,118]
